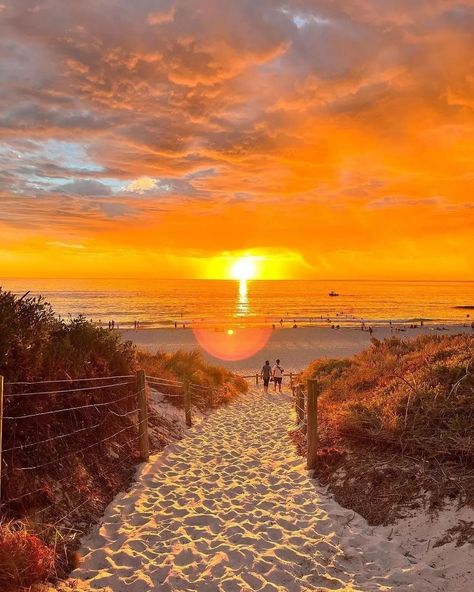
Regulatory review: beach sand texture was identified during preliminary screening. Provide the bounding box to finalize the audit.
[71,388,447,591]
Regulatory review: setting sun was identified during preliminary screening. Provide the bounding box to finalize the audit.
[229,257,259,281]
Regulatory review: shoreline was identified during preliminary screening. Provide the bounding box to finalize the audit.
[120,324,474,373]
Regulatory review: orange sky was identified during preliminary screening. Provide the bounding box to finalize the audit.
[0,0,473,280]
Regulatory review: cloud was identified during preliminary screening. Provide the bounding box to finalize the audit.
[47,241,85,249]
[0,0,472,278]
[147,7,176,25]
[122,177,159,194]
[57,179,113,197]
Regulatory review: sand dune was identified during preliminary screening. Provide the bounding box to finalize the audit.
[70,388,447,591]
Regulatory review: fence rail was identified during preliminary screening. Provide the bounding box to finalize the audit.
[0,370,232,517]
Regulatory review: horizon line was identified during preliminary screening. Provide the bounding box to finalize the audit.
[1,277,473,283]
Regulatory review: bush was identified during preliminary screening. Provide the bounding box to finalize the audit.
[138,349,248,408]
[0,521,55,591]
[303,334,474,462]
[0,290,136,382]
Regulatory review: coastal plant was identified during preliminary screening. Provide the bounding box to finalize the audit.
[0,521,55,590]
[138,349,248,408]
[299,334,474,520]
[304,334,474,462]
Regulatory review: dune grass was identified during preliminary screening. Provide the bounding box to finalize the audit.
[0,521,55,591]
[138,349,248,408]
[297,334,474,522]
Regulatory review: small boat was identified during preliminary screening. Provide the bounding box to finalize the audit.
[328,291,339,297]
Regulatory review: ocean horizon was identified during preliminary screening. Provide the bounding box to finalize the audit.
[1,278,473,329]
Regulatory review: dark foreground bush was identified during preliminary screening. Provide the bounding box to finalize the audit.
[0,521,55,591]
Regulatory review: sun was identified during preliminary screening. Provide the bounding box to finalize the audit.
[229,257,258,281]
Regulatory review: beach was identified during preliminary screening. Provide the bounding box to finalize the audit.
[121,324,474,373]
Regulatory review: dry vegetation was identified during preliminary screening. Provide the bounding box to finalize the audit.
[295,334,474,524]
[139,349,248,409]
[0,289,246,590]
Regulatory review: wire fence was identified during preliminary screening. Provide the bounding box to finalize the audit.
[0,370,235,532]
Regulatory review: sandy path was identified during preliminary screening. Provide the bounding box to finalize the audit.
[72,388,446,591]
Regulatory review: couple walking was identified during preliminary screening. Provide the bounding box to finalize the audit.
[260,359,284,393]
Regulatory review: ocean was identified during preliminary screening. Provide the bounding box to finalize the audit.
[1,279,473,329]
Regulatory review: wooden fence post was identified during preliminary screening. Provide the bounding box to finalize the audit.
[306,378,320,470]
[184,380,192,427]
[136,370,149,462]
[290,372,293,390]
[0,376,3,504]
[255,373,259,385]
[208,387,214,409]
[296,384,305,425]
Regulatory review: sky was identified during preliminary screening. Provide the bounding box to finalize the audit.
[0,0,473,280]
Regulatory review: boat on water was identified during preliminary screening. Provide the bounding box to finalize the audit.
[328,291,339,297]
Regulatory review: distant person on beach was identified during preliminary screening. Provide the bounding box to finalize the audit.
[260,360,272,393]
[272,359,284,392]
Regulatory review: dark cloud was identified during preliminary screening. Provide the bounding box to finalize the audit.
[56,179,113,197]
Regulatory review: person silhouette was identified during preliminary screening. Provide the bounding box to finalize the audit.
[272,359,284,392]
[260,360,272,393]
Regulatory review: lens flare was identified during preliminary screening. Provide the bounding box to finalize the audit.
[193,326,272,361]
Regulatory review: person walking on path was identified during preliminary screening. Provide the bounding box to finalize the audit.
[272,359,284,392]
[260,360,272,393]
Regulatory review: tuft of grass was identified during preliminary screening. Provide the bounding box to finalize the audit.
[0,521,55,591]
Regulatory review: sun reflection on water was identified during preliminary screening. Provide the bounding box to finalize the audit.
[236,279,249,317]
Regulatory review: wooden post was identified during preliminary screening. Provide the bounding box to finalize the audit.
[306,379,320,470]
[296,384,305,425]
[136,370,149,462]
[290,372,293,390]
[255,373,259,385]
[208,387,214,409]
[184,380,192,427]
[0,376,3,504]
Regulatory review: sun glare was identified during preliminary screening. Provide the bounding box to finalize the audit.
[230,257,258,281]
